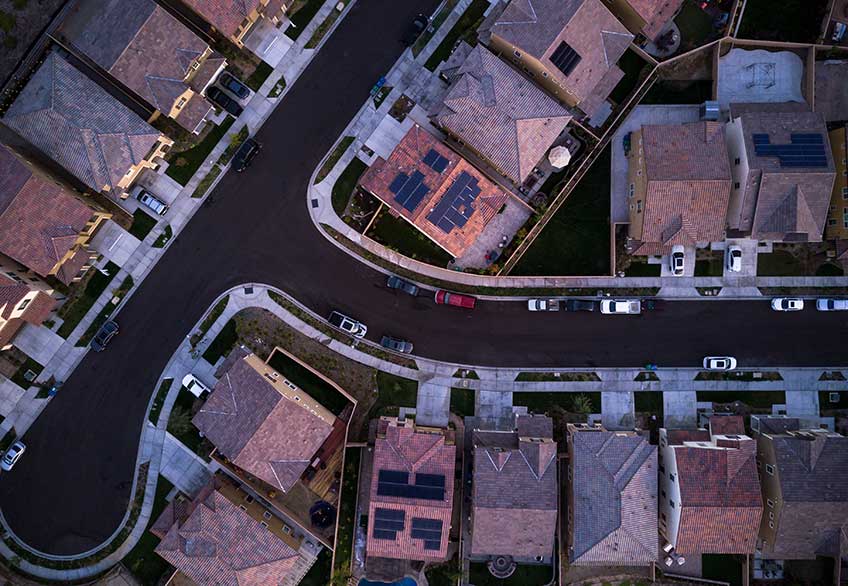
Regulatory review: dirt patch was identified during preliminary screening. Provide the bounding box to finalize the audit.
[0,0,65,87]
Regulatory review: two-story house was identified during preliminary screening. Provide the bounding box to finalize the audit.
[178,0,292,52]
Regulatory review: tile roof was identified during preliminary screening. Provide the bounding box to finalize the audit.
[709,415,745,437]
[625,0,684,40]
[632,122,731,255]
[433,43,572,184]
[491,0,633,112]
[570,429,657,565]
[0,275,55,347]
[3,51,162,194]
[181,0,273,38]
[154,481,300,586]
[471,415,558,558]
[0,144,95,283]
[58,0,213,132]
[193,354,336,493]
[358,125,508,258]
[367,419,455,562]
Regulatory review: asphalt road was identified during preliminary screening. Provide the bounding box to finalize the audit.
[1,0,847,556]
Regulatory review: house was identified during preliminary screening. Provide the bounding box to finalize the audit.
[659,416,763,555]
[57,0,222,134]
[151,473,317,586]
[0,273,55,350]
[824,125,847,246]
[725,104,836,242]
[470,415,558,565]
[627,121,732,255]
[0,144,111,285]
[366,417,456,562]
[179,0,290,50]
[192,353,337,494]
[754,424,848,560]
[567,423,657,566]
[601,0,683,42]
[432,43,572,186]
[358,125,509,258]
[487,0,634,118]
[2,51,171,199]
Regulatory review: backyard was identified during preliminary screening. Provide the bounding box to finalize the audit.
[674,0,717,51]
[737,0,829,43]
[332,447,361,579]
[366,207,453,267]
[469,562,554,585]
[267,348,351,415]
[608,49,651,105]
[424,0,490,71]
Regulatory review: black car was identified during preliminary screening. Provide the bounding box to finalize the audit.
[232,138,260,172]
[218,72,250,100]
[91,321,119,352]
[565,299,595,312]
[380,335,413,354]
[386,275,419,296]
[206,86,244,116]
[401,14,428,46]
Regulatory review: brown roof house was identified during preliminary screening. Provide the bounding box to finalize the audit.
[358,124,508,258]
[152,473,316,586]
[366,417,456,562]
[179,0,291,50]
[2,51,172,200]
[57,0,223,134]
[754,424,848,561]
[627,122,732,255]
[659,416,763,555]
[824,125,848,244]
[470,415,558,567]
[725,105,836,242]
[487,0,634,118]
[567,423,658,566]
[600,0,684,41]
[432,43,572,186]
[0,143,111,285]
[0,273,55,350]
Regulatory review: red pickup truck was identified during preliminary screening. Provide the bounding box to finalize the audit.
[434,290,477,309]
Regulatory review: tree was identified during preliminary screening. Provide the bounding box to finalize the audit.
[571,394,593,414]
[168,405,194,437]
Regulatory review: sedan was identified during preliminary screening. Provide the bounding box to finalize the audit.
[386,275,419,296]
[380,336,413,354]
[206,86,244,116]
[1,441,25,471]
[91,320,119,352]
[565,299,595,312]
[703,356,738,371]
[669,245,685,276]
[816,298,848,311]
[232,138,260,172]
[402,14,428,46]
[726,245,742,272]
[599,299,641,314]
[435,290,476,309]
[771,298,804,312]
[182,374,210,397]
[218,71,250,100]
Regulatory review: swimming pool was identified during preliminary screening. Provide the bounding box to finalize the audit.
[358,577,417,586]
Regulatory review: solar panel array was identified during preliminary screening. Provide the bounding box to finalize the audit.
[550,41,582,77]
[411,517,443,551]
[752,133,829,168]
[373,507,405,541]
[389,170,430,212]
[423,149,449,173]
[377,469,446,501]
[426,171,481,234]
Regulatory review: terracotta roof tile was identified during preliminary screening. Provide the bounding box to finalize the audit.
[181,0,283,38]
[626,0,684,40]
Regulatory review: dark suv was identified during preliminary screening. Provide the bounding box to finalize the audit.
[206,86,244,116]
[232,138,260,172]
[402,14,428,46]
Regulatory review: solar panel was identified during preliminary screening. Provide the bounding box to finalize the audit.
[379,470,409,484]
[416,474,446,488]
[752,133,828,168]
[389,173,408,195]
[404,183,430,212]
[426,171,482,234]
[431,155,449,173]
[550,41,581,76]
[423,149,439,167]
[423,148,449,173]
[412,517,443,530]
[376,469,446,500]
[373,508,405,540]
[411,518,443,551]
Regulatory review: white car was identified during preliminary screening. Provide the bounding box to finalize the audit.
[726,245,742,272]
[771,298,804,312]
[182,374,210,397]
[669,245,685,276]
[328,310,367,338]
[599,299,641,314]
[816,299,848,311]
[1,441,25,471]
[527,299,559,311]
[703,356,737,371]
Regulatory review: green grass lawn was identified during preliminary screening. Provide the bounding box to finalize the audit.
[285,0,325,41]
[332,158,368,216]
[10,355,43,389]
[191,296,229,347]
[367,208,453,267]
[412,0,459,56]
[333,447,361,577]
[245,61,273,92]
[167,387,211,461]
[305,1,347,49]
[634,391,663,419]
[513,392,600,414]
[608,49,649,104]
[816,262,844,276]
[370,372,418,418]
[267,350,351,415]
[148,378,173,425]
[737,0,829,42]
[675,0,716,50]
[424,0,490,71]
[469,562,553,585]
[315,136,354,184]
[166,116,235,186]
[757,250,803,276]
[57,261,120,338]
[702,554,743,586]
[426,555,461,586]
[695,257,724,277]
[625,261,661,276]
[512,147,611,276]
[450,387,475,417]
[76,275,134,347]
[202,319,238,365]
[696,391,786,408]
[121,476,175,585]
[129,209,158,240]
[300,549,332,586]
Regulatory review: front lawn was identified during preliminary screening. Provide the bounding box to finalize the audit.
[332,158,368,216]
[76,275,134,347]
[450,387,475,417]
[696,391,786,409]
[202,319,238,365]
[737,0,829,43]
[167,387,212,461]
[333,447,361,578]
[469,562,554,585]
[820,390,848,409]
[512,147,612,276]
[10,355,43,389]
[57,261,120,338]
[148,378,174,425]
[128,209,157,240]
[267,349,351,415]
[285,0,325,41]
[634,391,663,418]
[166,116,235,186]
[366,208,453,267]
[625,261,661,276]
[244,61,273,92]
[315,136,354,184]
[370,372,418,418]
[695,255,724,277]
[121,476,175,585]
[424,0,490,72]
[513,392,600,414]
[757,250,803,276]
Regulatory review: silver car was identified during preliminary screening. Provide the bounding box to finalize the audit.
[380,336,413,354]
[133,186,169,215]
[1,441,25,471]
[816,299,848,311]
[703,356,737,371]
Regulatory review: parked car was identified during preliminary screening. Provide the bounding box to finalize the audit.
[703,356,737,371]
[386,275,419,296]
[232,138,260,172]
[133,187,169,216]
[771,298,804,312]
[1,441,25,471]
[182,374,210,397]
[402,14,428,46]
[328,311,367,338]
[599,299,641,314]
[434,290,476,309]
[816,298,848,311]
[217,71,250,100]
[206,86,244,116]
[565,299,595,312]
[726,245,742,273]
[669,245,685,276]
[90,320,119,351]
[380,335,413,354]
[528,299,559,311]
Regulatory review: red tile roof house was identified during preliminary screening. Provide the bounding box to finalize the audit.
[626,121,732,256]
[601,0,684,42]
[0,144,111,286]
[0,274,55,350]
[432,43,572,187]
[358,124,508,259]
[486,0,634,119]
[366,417,456,563]
[178,0,291,50]
[725,104,836,242]
[658,416,763,556]
[470,415,558,567]
[57,0,222,134]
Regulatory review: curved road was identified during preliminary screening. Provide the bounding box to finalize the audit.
[1,0,847,556]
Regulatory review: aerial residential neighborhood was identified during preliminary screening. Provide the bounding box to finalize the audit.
[0,0,846,585]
